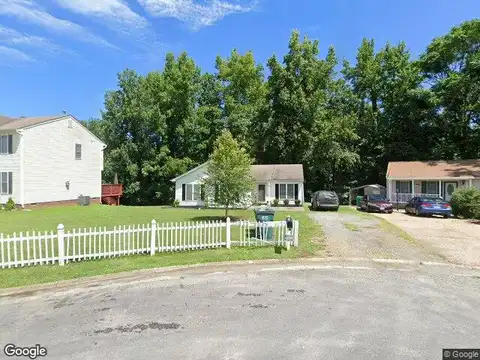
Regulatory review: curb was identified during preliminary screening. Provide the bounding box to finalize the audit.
[1,257,479,298]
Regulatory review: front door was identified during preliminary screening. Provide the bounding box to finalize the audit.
[258,184,266,202]
[444,182,457,202]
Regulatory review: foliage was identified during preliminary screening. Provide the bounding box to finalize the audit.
[283,199,290,206]
[173,199,180,208]
[4,198,16,211]
[272,198,279,207]
[84,20,480,206]
[203,130,255,218]
[450,187,480,219]
[295,199,301,206]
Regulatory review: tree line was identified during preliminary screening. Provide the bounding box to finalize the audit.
[84,19,480,205]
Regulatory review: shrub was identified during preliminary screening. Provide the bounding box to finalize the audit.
[272,198,279,207]
[295,199,301,206]
[173,199,180,208]
[450,187,480,219]
[283,199,289,206]
[203,200,210,209]
[4,198,16,211]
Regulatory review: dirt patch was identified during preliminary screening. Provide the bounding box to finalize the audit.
[308,209,444,262]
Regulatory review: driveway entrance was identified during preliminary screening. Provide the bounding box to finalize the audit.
[373,211,480,266]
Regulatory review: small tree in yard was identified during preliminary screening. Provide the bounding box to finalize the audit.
[204,130,255,219]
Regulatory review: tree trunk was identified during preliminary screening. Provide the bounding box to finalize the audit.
[225,203,229,220]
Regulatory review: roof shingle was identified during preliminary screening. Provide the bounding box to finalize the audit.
[387,160,480,179]
[251,164,304,182]
[0,115,66,131]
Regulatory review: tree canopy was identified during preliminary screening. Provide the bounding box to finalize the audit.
[204,130,255,218]
[90,19,480,205]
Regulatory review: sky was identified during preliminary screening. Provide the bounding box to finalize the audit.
[0,0,478,120]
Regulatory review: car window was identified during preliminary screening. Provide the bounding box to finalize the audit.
[419,197,443,203]
[369,194,386,201]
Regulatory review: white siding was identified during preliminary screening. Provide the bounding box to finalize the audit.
[474,179,480,190]
[174,165,207,207]
[22,117,104,204]
[174,166,304,206]
[268,181,304,204]
[0,132,21,204]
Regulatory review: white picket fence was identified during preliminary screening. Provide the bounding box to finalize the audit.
[0,218,299,269]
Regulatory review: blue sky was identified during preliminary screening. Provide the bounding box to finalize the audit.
[0,0,478,120]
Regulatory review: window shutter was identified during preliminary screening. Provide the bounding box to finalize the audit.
[294,184,299,200]
[8,135,13,154]
[275,184,279,199]
[182,184,186,201]
[200,184,205,201]
[8,172,12,195]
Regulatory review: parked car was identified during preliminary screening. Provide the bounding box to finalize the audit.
[405,197,452,218]
[360,194,393,213]
[311,190,339,211]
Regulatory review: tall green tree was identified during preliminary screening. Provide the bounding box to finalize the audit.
[204,130,255,218]
[215,50,266,154]
[419,19,480,159]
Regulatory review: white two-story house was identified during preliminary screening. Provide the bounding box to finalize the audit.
[0,114,106,207]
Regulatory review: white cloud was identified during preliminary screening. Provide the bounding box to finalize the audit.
[0,25,81,60]
[137,0,258,30]
[0,25,57,50]
[53,0,149,33]
[0,0,118,49]
[0,44,35,65]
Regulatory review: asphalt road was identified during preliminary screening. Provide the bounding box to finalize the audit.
[1,261,479,360]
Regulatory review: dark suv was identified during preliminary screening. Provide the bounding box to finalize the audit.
[311,190,339,211]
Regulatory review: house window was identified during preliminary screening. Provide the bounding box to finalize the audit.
[395,181,411,193]
[421,181,439,195]
[277,183,298,200]
[0,135,13,154]
[75,144,82,160]
[183,184,202,201]
[1,172,12,195]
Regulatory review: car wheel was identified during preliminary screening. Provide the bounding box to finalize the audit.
[387,211,392,214]
[415,209,420,216]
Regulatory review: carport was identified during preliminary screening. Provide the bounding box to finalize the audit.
[349,184,386,205]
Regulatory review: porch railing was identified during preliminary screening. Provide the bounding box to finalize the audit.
[391,193,441,203]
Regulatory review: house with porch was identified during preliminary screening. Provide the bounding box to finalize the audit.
[171,163,304,207]
[386,160,480,205]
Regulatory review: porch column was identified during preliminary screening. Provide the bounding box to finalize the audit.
[469,179,473,188]
[439,180,442,198]
[411,180,414,198]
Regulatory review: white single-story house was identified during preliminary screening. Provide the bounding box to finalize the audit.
[386,160,480,204]
[171,163,305,207]
[0,114,106,207]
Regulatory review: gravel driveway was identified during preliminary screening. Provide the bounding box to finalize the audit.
[373,211,480,266]
[308,209,444,262]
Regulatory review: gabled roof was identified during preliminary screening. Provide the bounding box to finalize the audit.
[171,163,304,182]
[0,115,68,131]
[251,164,304,182]
[0,114,106,147]
[387,160,480,179]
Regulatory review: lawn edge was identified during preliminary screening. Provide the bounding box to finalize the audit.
[1,256,479,297]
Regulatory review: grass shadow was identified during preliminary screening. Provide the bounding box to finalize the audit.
[189,216,248,222]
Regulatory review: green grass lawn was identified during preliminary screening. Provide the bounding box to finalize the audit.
[0,205,324,289]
